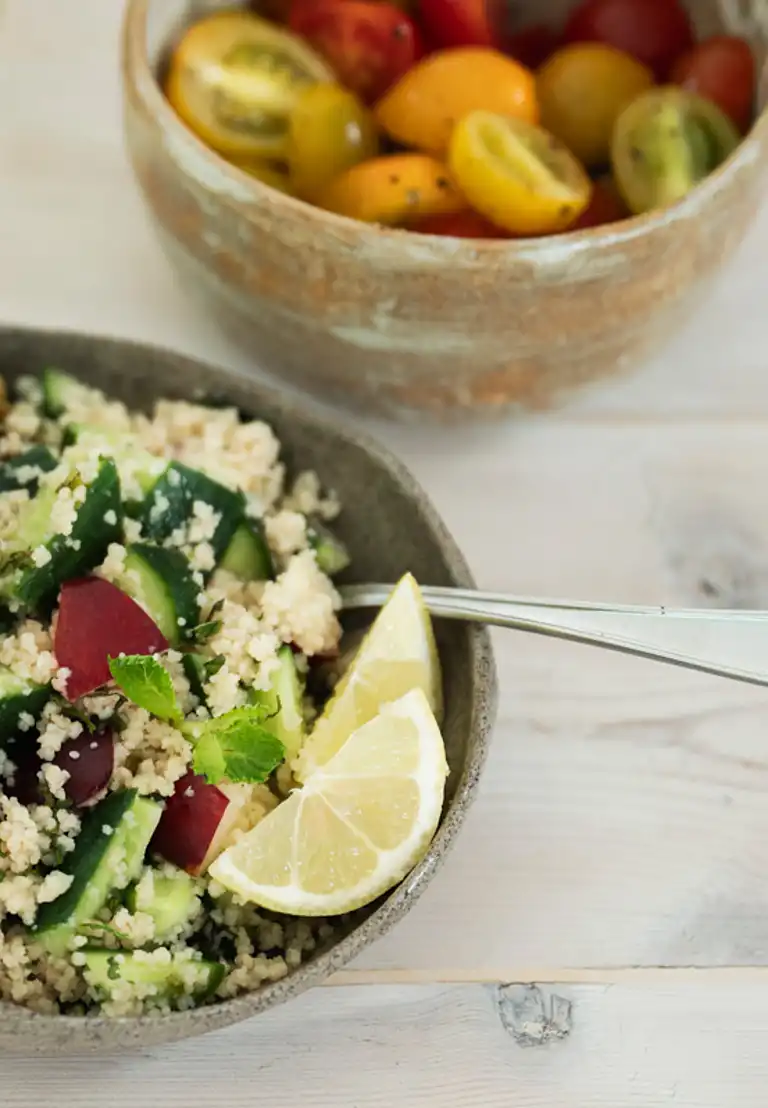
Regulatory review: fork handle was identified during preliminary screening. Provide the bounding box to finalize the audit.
[341,585,768,690]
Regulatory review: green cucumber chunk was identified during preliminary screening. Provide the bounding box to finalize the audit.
[82,947,224,1002]
[219,519,274,580]
[250,645,305,760]
[41,368,93,419]
[126,868,201,942]
[141,463,244,562]
[2,458,122,612]
[307,519,350,577]
[0,668,50,747]
[118,543,200,646]
[0,446,57,494]
[35,790,163,956]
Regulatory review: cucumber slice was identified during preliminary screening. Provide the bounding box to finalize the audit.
[141,463,244,563]
[1,459,122,612]
[35,790,163,957]
[0,446,57,494]
[0,667,50,747]
[307,519,350,577]
[118,543,200,646]
[219,520,274,580]
[250,645,305,760]
[82,947,224,1003]
[126,868,201,942]
[41,368,93,419]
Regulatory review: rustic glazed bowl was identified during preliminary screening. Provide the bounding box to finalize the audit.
[122,0,768,422]
[0,326,497,1055]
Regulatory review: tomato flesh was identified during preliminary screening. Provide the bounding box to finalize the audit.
[671,35,756,133]
[448,110,592,235]
[566,179,628,230]
[564,0,694,79]
[289,0,423,102]
[612,87,741,215]
[166,11,335,158]
[55,577,168,701]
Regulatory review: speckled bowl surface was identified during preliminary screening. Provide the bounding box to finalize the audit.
[121,0,768,423]
[0,326,497,1055]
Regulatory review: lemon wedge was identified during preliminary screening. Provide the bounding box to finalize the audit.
[293,573,442,783]
[208,688,448,915]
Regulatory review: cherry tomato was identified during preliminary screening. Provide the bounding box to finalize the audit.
[538,44,653,167]
[410,211,507,237]
[566,178,628,229]
[418,0,497,49]
[671,35,756,133]
[504,24,561,68]
[227,156,295,193]
[612,87,740,214]
[165,11,335,159]
[375,47,539,157]
[288,84,379,200]
[317,154,465,223]
[289,0,422,102]
[564,0,694,79]
[448,110,592,234]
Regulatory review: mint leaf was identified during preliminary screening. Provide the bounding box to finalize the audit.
[184,707,285,785]
[108,654,182,722]
[190,619,222,645]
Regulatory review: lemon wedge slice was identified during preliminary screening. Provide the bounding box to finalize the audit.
[208,688,448,915]
[293,573,442,783]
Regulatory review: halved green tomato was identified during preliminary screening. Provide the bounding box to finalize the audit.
[447,111,592,235]
[612,87,741,215]
[165,11,336,160]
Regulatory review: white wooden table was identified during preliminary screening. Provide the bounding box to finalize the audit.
[5,1,768,1101]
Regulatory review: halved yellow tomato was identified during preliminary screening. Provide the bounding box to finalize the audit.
[288,84,379,202]
[317,154,466,224]
[374,48,539,157]
[448,111,592,234]
[612,87,741,214]
[165,10,336,160]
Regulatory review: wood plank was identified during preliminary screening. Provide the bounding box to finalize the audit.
[5,981,768,1107]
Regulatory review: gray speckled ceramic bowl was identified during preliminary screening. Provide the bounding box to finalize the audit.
[0,326,497,1055]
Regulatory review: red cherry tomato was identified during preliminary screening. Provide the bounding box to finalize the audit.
[418,0,497,49]
[567,179,628,230]
[289,0,423,101]
[671,35,756,133]
[504,23,560,68]
[411,211,507,237]
[564,0,694,79]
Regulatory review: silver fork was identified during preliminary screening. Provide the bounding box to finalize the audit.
[340,584,768,690]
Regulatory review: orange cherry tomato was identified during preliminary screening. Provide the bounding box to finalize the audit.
[411,211,507,237]
[317,154,465,223]
[671,35,756,134]
[538,43,654,167]
[448,110,592,234]
[289,0,423,102]
[288,84,379,200]
[375,47,539,157]
[165,11,335,159]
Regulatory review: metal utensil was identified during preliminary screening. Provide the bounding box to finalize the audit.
[340,584,768,690]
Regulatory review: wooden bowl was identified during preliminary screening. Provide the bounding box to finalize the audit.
[121,0,768,422]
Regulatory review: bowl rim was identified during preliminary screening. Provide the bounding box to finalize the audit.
[122,0,768,258]
[0,324,498,1043]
